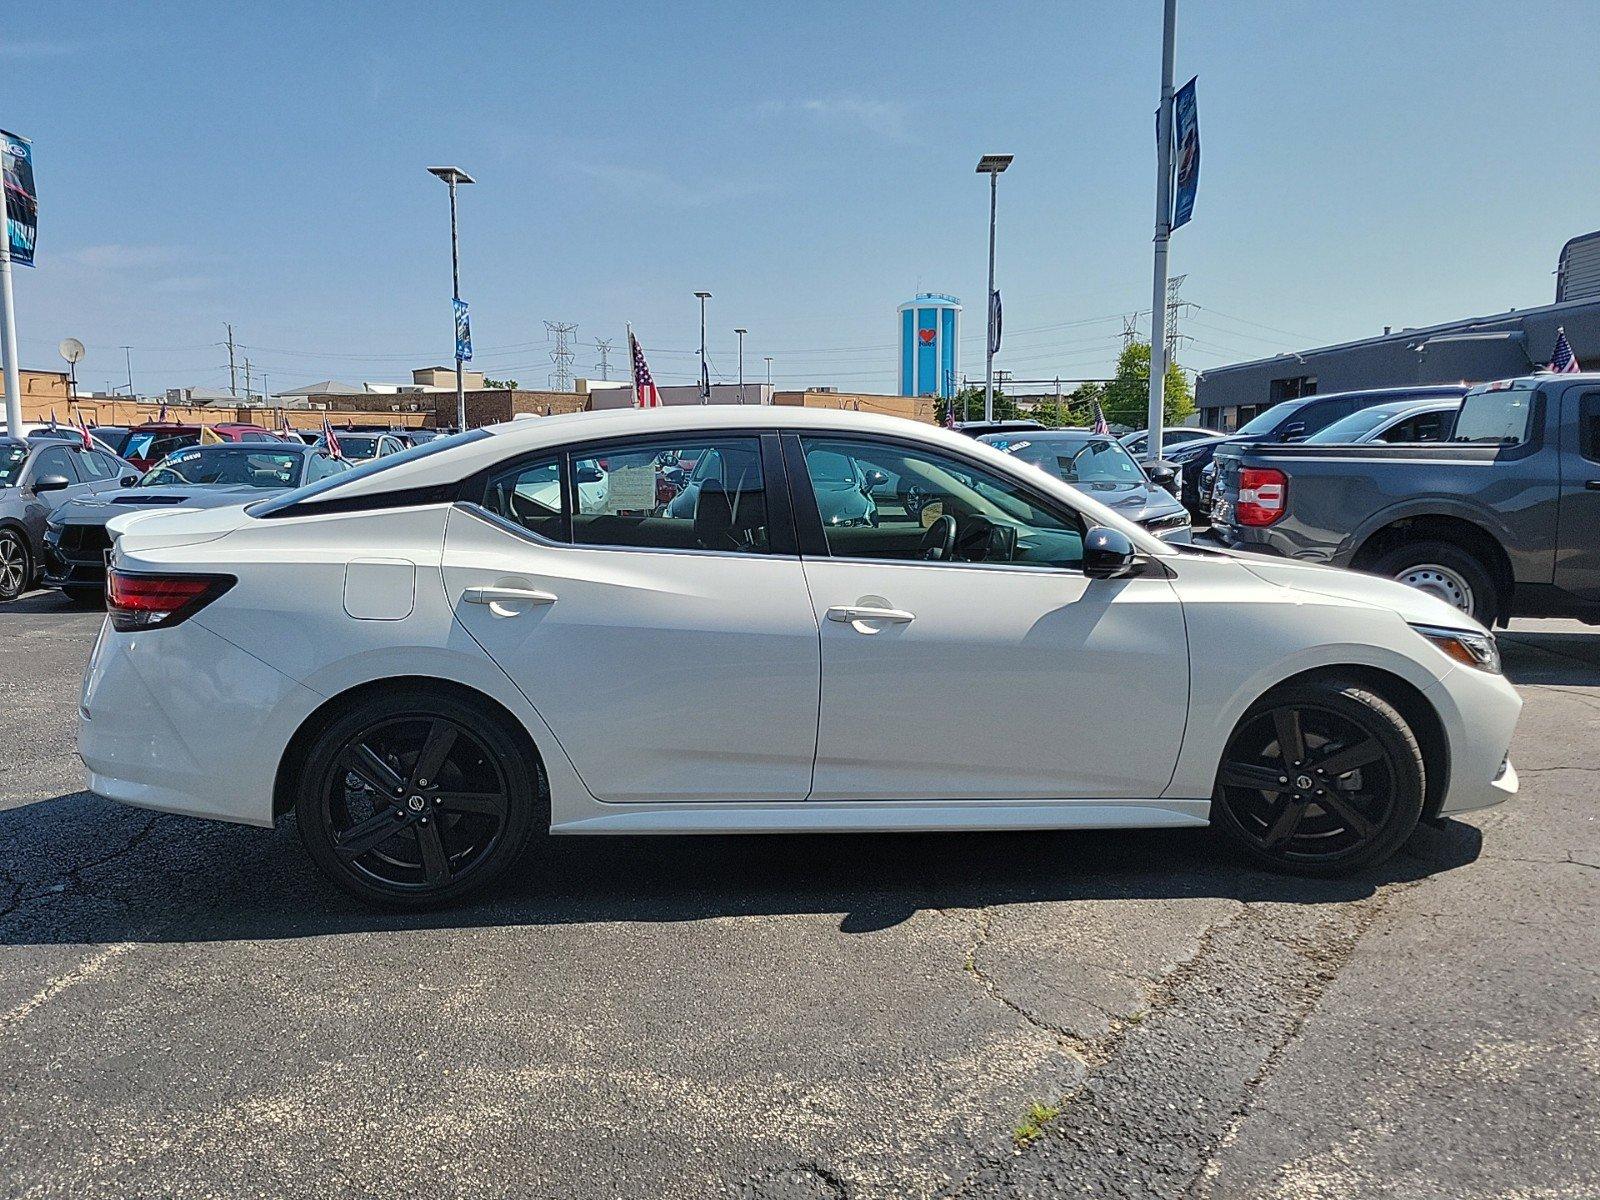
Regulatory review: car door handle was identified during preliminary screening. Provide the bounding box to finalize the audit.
[1586,480,1600,491]
[826,605,915,625]
[463,585,557,610]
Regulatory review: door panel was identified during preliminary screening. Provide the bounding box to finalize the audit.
[801,559,1188,800]
[442,510,821,804]
[1554,387,1600,602]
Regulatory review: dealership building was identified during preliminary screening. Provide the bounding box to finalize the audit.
[1195,231,1600,430]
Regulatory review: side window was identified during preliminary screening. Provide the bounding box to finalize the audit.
[482,454,566,543]
[796,436,1084,569]
[74,448,116,481]
[305,453,347,482]
[30,445,80,484]
[1580,393,1600,464]
[1380,411,1451,443]
[571,437,769,554]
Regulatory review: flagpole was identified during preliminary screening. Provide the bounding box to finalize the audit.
[626,323,638,407]
[1146,0,1178,464]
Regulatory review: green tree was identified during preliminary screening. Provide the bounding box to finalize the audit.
[483,377,519,389]
[937,384,1019,426]
[1100,342,1193,429]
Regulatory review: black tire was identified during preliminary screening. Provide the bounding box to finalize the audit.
[0,529,29,603]
[295,687,541,908]
[1369,539,1497,626]
[1211,677,1425,877]
[62,586,104,608]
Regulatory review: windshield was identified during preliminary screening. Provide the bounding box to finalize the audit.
[1305,407,1397,443]
[990,436,1147,485]
[1452,385,1538,446]
[330,434,381,459]
[1235,400,1304,438]
[248,428,491,516]
[141,447,305,489]
[0,443,25,487]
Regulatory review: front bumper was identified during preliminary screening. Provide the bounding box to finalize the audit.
[43,523,111,590]
[1424,664,1523,816]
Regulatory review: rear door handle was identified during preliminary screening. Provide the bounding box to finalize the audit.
[1586,480,1600,491]
[463,585,557,614]
[826,605,915,625]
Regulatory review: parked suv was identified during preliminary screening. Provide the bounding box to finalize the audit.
[0,437,139,603]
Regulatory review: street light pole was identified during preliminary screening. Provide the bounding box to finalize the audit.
[428,165,476,431]
[694,291,711,403]
[976,154,1013,425]
[764,355,773,394]
[1146,0,1178,464]
[734,327,747,403]
[0,146,19,434]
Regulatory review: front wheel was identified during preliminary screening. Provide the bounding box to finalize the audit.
[295,689,540,908]
[0,530,29,603]
[1211,678,1425,877]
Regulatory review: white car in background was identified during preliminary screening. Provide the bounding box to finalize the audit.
[79,407,1521,907]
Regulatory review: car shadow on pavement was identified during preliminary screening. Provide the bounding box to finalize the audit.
[1499,628,1600,686]
[0,790,1482,946]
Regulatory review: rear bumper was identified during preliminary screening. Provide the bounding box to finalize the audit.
[78,617,321,827]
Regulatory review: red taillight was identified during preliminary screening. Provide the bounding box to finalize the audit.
[1236,467,1287,526]
[106,569,234,631]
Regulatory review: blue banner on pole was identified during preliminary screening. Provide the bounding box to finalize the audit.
[1172,77,1199,230]
[453,298,472,362]
[2,130,37,267]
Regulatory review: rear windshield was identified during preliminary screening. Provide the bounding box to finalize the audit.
[247,428,490,516]
[1452,385,1538,446]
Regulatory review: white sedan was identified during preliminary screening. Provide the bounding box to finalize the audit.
[78,407,1522,907]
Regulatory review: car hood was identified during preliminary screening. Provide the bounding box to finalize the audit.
[55,485,282,525]
[1226,549,1484,631]
[1069,480,1185,523]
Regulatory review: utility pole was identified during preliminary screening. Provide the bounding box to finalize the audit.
[226,323,237,397]
[1146,0,1178,460]
[1165,274,1191,363]
[545,321,577,392]
[734,327,747,403]
[694,291,711,402]
[764,355,773,393]
[122,346,134,398]
[593,337,614,381]
[243,358,252,402]
[1122,313,1141,351]
[0,142,19,433]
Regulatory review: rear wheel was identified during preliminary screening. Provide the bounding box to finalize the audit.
[1370,539,1497,626]
[0,530,29,602]
[295,689,539,908]
[1211,678,1425,876]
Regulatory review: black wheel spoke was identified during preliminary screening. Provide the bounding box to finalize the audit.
[412,721,458,786]
[1272,708,1306,767]
[1261,798,1307,848]
[416,821,451,883]
[1313,739,1383,779]
[344,744,405,795]
[1318,791,1376,840]
[434,790,506,817]
[1218,761,1288,792]
[336,808,407,859]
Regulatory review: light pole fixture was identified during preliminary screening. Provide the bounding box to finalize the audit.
[427,165,476,431]
[976,154,1013,424]
[734,328,747,403]
[694,291,712,403]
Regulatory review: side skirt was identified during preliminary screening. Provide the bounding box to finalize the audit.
[550,798,1212,836]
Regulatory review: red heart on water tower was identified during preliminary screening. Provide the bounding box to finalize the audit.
[918,328,936,344]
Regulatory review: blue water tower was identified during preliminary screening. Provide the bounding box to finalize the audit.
[898,294,961,399]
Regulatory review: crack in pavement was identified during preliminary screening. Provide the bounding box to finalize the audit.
[0,812,168,922]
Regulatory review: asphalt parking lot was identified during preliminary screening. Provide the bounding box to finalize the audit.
[1,591,1596,1199]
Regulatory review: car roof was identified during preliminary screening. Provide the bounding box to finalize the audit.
[158,440,313,456]
[1341,396,1463,419]
[978,428,1111,443]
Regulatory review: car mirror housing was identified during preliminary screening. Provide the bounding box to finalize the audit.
[32,474,72,494]
[1083,525,1137,579]
[1145,461,1177,486]
[120,475,138,487]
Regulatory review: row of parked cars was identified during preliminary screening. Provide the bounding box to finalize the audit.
[0,419,440,603]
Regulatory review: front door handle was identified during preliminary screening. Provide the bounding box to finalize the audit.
[463,585,557,615]
[826,605,915,626]
[1586,480,1600,491]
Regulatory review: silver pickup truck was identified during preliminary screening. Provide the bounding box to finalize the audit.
[1209,374,1600,627]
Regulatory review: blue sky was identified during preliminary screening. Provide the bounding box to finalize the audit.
[6,0,1598,397]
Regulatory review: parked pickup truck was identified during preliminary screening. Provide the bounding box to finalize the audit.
[1209,374,1600,627]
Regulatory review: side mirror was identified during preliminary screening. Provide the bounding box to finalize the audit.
[1145,461,1177,487]
[574,464,604,484]
[1279,422,1307,441]
[865,468,889,488]
[32,474,71,494]
[120,475,137,488]
[1083,525,1137,579]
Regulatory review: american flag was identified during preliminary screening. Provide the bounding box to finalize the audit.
[1091,399,1111,435]
[630,326,662,408]
[75,412,93,450]
[321,417,343,459]
[1550,327,1581,373]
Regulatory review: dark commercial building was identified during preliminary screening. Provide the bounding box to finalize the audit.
[1195,231,1600,431]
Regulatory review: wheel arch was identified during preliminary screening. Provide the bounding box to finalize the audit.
[1349,513,1514,624]
[272,676,550,821]
[1241,664,1451,822]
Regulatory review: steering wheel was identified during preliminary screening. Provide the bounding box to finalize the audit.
[919,514,957,561]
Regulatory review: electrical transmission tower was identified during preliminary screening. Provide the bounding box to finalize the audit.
[1121,313,1141,351]
[545,321,577,392]
[1164,275,1194,362]
[593,338,614,381]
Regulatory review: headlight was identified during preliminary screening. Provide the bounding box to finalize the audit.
[1142,511,1190,532]
[1411,623,1501,674]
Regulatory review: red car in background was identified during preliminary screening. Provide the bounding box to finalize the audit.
[111,422,283,471]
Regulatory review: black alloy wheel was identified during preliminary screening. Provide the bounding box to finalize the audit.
[0,530,29,602]
[296,690,538,907]
[1212,678,1425,876]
